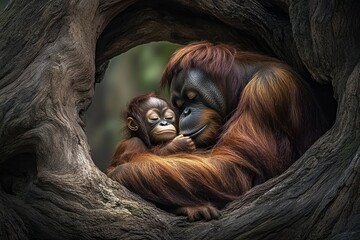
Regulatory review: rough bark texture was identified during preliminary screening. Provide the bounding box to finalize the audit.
[0,0,359,239]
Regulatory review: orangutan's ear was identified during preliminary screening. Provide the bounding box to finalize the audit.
[127,117,139,131]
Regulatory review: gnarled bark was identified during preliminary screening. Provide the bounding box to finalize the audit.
[0,0,359,239]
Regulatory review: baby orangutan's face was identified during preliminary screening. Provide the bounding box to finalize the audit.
[145,98,177,144]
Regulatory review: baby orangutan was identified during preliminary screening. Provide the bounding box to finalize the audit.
[105,92,195,175]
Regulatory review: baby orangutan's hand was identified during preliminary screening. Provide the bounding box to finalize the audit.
[170,135,196,152]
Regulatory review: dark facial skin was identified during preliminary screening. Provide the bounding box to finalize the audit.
[170,69,225,148]
[143,97,177,145]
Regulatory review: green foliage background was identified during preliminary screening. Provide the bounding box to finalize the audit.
[0,0,7,10]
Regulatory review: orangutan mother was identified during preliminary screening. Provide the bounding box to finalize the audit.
[107,41,329,221]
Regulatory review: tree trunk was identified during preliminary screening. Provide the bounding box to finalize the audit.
[0,0,359,239]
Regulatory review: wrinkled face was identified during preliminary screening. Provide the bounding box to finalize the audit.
[170,69,225,148]
[144,97,177,144]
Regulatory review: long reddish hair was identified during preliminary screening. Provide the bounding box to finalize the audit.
[161,42,284,117]
[108,42,329,210]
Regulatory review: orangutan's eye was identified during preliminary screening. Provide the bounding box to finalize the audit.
[175,99,184,108]
[164,109,175,120]
[146,110,160,123]
[186,90,197,100]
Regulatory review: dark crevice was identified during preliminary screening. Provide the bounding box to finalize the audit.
[305,79,338,128]
[261,1,290,21]
[0,152,37,195]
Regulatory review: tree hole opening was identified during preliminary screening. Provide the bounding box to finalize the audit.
[88,41,337,173]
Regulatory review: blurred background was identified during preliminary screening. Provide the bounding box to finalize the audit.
[0,0,6,9]
[85,42,181,170]
[0,1,181,171]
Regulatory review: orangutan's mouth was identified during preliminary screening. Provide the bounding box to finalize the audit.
[183,125,207,138]
[156,129,176,135]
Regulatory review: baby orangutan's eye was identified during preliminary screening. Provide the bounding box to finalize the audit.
[146,110,160,123]
[164,110,175,120]
[150,115,159,120]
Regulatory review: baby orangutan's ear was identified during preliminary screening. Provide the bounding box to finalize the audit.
[127,117,139,131]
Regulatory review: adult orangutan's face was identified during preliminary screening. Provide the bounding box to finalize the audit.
[170,69,225,148]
